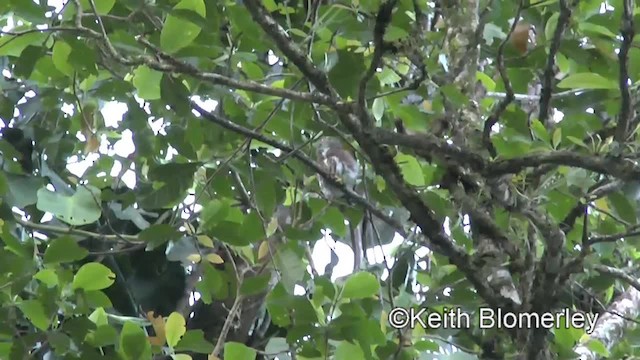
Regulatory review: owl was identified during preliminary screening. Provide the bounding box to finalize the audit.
[315,137,360,200]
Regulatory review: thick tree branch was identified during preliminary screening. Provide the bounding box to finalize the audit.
[487,151,640,181]
[243,0,337,97]
[593,264,640,293]
[614,0,635,143]
[372,129,486,170]
[588,225,640,246]
[338,110,503,307]
[574,284,640,360]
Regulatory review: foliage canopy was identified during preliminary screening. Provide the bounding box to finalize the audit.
[1,0,640,359]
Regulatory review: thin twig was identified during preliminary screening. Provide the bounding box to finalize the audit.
[482,4,524,157]
[537,0,574,127]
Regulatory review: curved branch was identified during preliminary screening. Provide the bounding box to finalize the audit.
[14,216,141,243]
[487,151,640,180]
[189,101,406,237]
[243,0,337,97]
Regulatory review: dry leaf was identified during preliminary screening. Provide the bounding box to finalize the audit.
[510,22,535,55]
[84,134,100,154]
[197,235,214,248]
[184,222,195,235]
[146,311,166,346]
[205,253,224,264]
[187,254,202,263]
[257,240,270,260]
[208,354,221,360]
[80,104,95,138]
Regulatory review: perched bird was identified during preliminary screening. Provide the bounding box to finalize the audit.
[315,137,365,271]
[315,137,360,200]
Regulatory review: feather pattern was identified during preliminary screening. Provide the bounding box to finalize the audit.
[315,137,360,199]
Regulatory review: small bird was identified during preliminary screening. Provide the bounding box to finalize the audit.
[315,136,365,271]
[315,137,360,200]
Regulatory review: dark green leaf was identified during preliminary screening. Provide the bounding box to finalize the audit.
[43,236,88,264]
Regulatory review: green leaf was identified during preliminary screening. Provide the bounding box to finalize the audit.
[160,0,206,54]
[175,330,214,354]
[43,236,89,264]
[5,174,43,208]
[440,84,468,106]
[545,13,560,42]
[52,41,73,76]
[80,0,115,14]
[557,73,618,90]
[372,97,385,122]
[274,246,305,294]
[161,75,192,115]
[335,340,365,360]
[166,312,186,348]
[90,324,118,347]
[224,342,256,360]
[138,224,181,250]
[239,212,266,245]
[395,153,425,186]
[566,136,589,149]
[321,207,347,238]
[72,262,116,291]
[18,300,50,331]
[608,192,637,224]
[552,128,562,149]
[578,22,617,38]
[383,26,408,42]
[36,185,102,226]
[171,355,192,360]
[140,162,200,208]
[585,339,609,357]
[0,221,29,257]
[240,274,271,296]
[0,31,47,56]
[263,0,278,11]
[0,171,7,195]
[120,321,152,360]
[200,201,229,231]
[89,307,109,326]
[34,269,58,288]
[531,120,551,144]
[132,65,162,100]
[376,68,401,85]
[342,271,379,299]
[255,178,276,218]
[476,71,496,91]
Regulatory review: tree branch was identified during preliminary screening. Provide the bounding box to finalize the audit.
[487,151,640,181]
[14,216,141,244]
[593,264,640,293]
[357,0,399,128]
[242,0,337,97]
[537,0,574,127]
[482,4,523,157]
[372,128,486,170]
[613,0,635,143]
[189,101,406,237]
